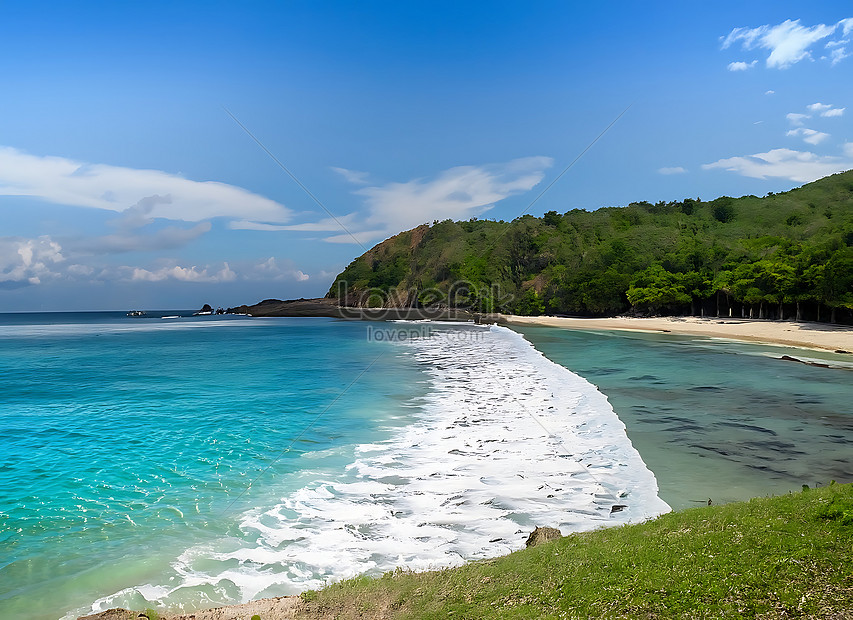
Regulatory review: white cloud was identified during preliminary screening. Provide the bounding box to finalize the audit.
[130,262,237,283]
[727,60,757,71]
[249,257,310,281]
[658,166,687,175]
[845,142,853,158]
[0,236,64,288]
[0,146,291,224]
[786,112,811,126]
[331,167,370,185]
[285,157,553,245]
[350,156,553,243]
[765,90,776,95]
[323,230,390,244]
[807,102,832,113]
[702,147,853,183]
[786,128,831,145]
[721,18,851,68]
[829,46,850,64]
[789,103,845,120]
[126,257,312,285]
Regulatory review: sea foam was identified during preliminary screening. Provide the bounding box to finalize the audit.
[87,323,670,613]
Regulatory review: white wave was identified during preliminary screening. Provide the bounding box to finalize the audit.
[0,316,276,339]
[82,322,670,614]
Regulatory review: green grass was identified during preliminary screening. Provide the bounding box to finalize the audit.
[299,483,853,619]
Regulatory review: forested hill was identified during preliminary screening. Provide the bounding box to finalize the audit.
[327,170,853,323]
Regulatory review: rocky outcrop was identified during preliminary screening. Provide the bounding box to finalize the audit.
[226,297,481,321]
[525,526,563,547]
[226,297,345,317]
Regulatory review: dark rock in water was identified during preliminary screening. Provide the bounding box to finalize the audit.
[198,303,214,313]
[610,504,628,514]
[780,355,830,368]
[835,349,850,354]
[525,526,562,547]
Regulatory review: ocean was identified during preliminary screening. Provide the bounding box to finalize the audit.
[0,313,849,619]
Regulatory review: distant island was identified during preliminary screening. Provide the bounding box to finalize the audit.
[227,170,853,325]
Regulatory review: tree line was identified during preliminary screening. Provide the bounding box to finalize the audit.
[329,171,853,324]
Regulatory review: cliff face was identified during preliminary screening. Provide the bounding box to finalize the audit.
[326,171,853,321]
[326,224,432,308]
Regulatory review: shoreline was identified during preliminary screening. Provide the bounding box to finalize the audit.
[225,298,853,354]
[498,314,853,354]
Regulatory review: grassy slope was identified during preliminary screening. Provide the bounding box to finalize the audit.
[300,484,853,619]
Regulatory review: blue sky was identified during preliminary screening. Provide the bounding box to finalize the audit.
[1,1,851,311]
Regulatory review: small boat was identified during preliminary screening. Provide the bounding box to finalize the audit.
[126,310,147,317]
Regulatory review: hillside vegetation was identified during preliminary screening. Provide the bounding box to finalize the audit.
[298,483,853,619]
[328,170,853,322]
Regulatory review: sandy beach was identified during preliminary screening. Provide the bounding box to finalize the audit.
[500,315,853,353]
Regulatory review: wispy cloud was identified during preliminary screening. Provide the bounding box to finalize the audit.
[323,230,390,245]
[331,167,370,185]
[786,127,831,145]
[721,18,852,68]
[355,157,552,242]
[67,222,213,255]
[0,146,291,224]
[702,146,853,183]
[286,157,553,245]
[229,213,360,232]
[658,166,687,175]
[829,46,850,65]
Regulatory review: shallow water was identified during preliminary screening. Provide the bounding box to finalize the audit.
[514,325,853,509]
[0,314,425,619]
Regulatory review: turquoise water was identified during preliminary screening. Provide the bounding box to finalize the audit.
[0,313,426,619]
[515,325,853,509]
[1,315,851,620]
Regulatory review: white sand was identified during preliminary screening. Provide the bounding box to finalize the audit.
[500,315,853,353]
